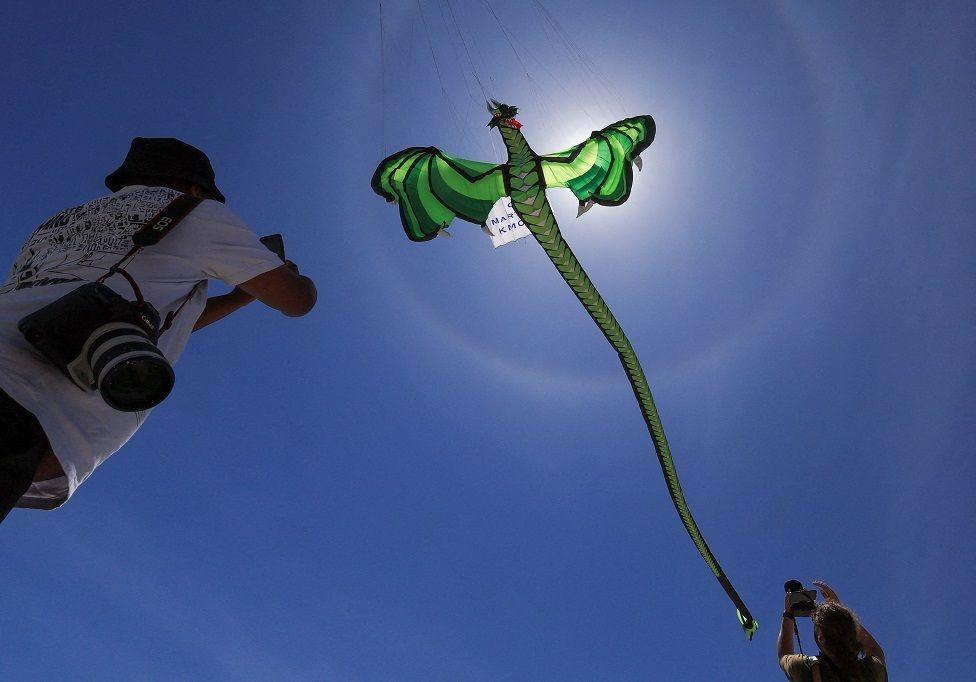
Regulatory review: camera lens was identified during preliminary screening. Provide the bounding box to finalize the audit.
[86,321,175,412]
[100,356,175,411]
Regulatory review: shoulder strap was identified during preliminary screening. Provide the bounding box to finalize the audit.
[132,193,203,247]
[97,193,206,333]
[98,193,203,293]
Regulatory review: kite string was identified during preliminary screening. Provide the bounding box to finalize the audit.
[432,0,496,160]
[379,2,388,155]
[478,0,584,125]
[443,0,490,101]
[480,0,553,121]
[383,0,619,159]
[380,0,635,160]
[417,0,468,152]
[529,0,627,117]
[439,0,501,160]
[435,0,476,116]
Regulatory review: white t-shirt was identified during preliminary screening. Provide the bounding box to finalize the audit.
[0,185,283,508]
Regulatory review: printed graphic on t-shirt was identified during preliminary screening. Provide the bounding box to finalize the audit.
[1,188,177,294]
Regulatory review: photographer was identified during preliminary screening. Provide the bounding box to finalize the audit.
[0,137,316,522]
[778,580,886,681]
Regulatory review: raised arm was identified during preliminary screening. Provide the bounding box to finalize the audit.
[193,287,255,331]
[777,612,797,660]
[813,580,885,665]
[236,262,317,317]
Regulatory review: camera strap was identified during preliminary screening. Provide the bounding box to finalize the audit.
[132,193,204,247]
[783,612,805,654]
[97,192,204,333]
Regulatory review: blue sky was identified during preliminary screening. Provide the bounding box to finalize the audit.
[1,1,973,679]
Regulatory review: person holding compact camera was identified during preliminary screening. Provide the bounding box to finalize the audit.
[778,579,887,681]
[0,137,316,522]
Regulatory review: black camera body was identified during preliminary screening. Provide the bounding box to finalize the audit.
[784,579,819,617]
[18,282,175,412]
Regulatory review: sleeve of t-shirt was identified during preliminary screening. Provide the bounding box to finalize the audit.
[187,200,285,286]
[779,654,814,681]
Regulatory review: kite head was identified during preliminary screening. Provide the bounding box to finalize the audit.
[486,99,522,130]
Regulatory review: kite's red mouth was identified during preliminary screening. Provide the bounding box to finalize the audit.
[503,118,522,130]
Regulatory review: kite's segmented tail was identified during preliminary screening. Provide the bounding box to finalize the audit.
[511,192,758,639]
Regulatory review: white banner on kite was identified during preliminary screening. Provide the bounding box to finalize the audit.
[483,196,532,248]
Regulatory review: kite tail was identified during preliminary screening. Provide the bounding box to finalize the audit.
[516,199,757,639]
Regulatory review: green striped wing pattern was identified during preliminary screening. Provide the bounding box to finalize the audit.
[371,147,507,241]
[541,115,655,206]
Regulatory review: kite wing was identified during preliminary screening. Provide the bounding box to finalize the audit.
[541,115,655,208]
[371,147,507,241]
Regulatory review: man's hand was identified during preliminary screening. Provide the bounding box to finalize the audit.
[812,580,840,603]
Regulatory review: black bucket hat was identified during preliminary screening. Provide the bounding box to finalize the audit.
[105,137,226,203]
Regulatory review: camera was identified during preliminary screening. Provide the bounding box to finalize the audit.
[19,282,174,412]
[784,580,819,617]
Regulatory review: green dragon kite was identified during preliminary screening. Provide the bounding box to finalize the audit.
[372,100,757,638]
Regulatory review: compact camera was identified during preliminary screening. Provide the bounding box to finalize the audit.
[19,282,174,412]
[784,579,819,617]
